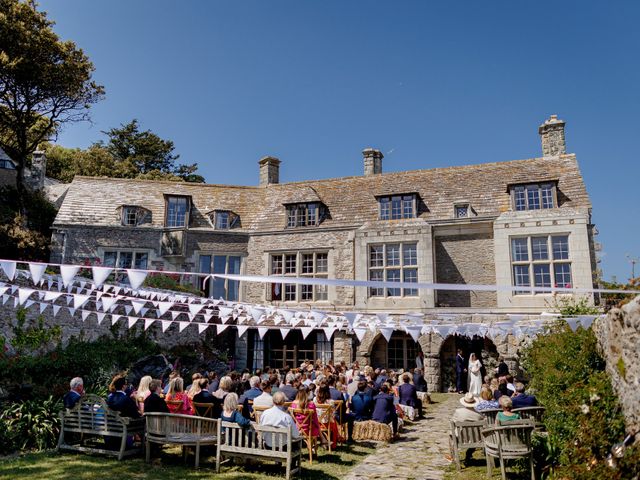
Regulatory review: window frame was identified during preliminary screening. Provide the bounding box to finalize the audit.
[164,195,191,228]
[510,234,572,295]
[454,203,470,219]
[198,253,243,300]
[510,183,557,211]
[102,249,149,271]
[285,203,324,228]
[368,242,419,298]
[378,194,417,220]
[268,251,329,303]
[121,206,139,227]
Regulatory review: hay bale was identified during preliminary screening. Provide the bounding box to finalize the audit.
[353,420,393,442]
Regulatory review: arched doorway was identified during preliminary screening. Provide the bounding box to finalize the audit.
[439,335,498,392]
[370,332,422,370]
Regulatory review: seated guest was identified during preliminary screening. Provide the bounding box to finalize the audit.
[511,382,538,408]
[398,373,423,417]
[349,380,374,421]
[187,373,203,400]
[451,393,484,423]
[207,372,219,394]
[107,375,140,418]
[280,374,298,402]
[291,387,321,440]
[372,383,398,435]
[214,376,233,401]
[144,379,169,414]
[220,392,251,427]
[346,369,361,397]
[496,395,520,424]
[496,357,509,379]
[375,369,388,388]
[314,385,340,449]
[193,378,223,418]
[63,377,84,409]
[328,375,354,440]
[239,375,263,417]
[253,381,274,408]
[259,391,301,448]
[132,375,152,414]
[413,368,428,393]
[475,385,500,412]
[493,378,514,400]
[162,370,179,395]
[165,377,193,415]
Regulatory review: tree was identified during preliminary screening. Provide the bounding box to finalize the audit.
[0,0,104,203]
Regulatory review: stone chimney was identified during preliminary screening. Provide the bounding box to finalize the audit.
[363,148,383,175]
[539,114,566,157]
[23,149,46,191]
[258,156,281,185]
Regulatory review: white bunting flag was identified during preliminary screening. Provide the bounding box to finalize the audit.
[379,327,395,343]
[566,318,580,332]
[353,327,367,342]
[67,307,76,317]
[0,260,17,281]
[322,326,338,340]
[280,328,291,340]
[258,327,269,339]
[198,323,210,334]
[60,265,80,287]
[25,300,35,309]
[97,312,106,325]
[179,321,190,332]
[44,291,63,302]
[578,315,595,329]
[28,263,47,285]
[405,325,423,342]
[343,312,360,329]
[171,311,182,321]
[126,269,147,290]
[144,318,155,330]
[278,309,295,324]
[91,266,113,288]
[18,288,35,305]
[127,317,138,329]
[218,306,233,318]
[189,304,204,317]
[161,320,172,332]
[300,327,314,340]
[157,302,172,317]
[74,294,91,309]
[310,311,326,325]
[131,300,146,314]
[250,307,266,323]
[236,325,249,338]
[217,324,230,334]
[81,310,91,322]
[53,305,61,317]
[111,315,121,326]
[101,296,118,312]
[39,302,48,314]
[433,325,453,338]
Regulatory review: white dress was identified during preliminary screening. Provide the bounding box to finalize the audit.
[467,359,482,396]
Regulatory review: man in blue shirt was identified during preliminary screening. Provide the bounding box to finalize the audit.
[63,377,84,409]
[349,381,373,421]
[511,382,538,408]
[239,376,263,418]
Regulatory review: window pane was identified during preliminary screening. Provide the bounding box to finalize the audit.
[527,186,541,210]
[513,265,530,294]
[302,254,314,274]
[213,255,227,274]
[228,256,241,275]
[296,206,306,227]
[285,254,296,274]
[514,187,526,211]
[271,255,283,274]
[541,184,554,209]
[386,244,400,266]
[134,252,148,270]
[315,282,328,301]
[301,284,313,301]
[369,269,383,297]
[286,207,296,228]
[123,207,137,226]
[307,203,317,225]
[386,269,401,296]
[533,264,552,288]
[215,211,229,229]
[369,245,384,267]
[227,280,239,301]
[531,237,549,261]
[403,243,417,266]
[391,196,402,219]
[403,268,418,296]
[118,252,133,269]
[284,284,296,301]
[212,278,225,299]
[166,197,187,227]
[552,236,569,260]
[199,255,212,273]
[104,252,117,268]
[379,197,390,220]
[402,195,414,218]
[455,205,469,218]
[554,263,572,288]
[316,253,328,273]
[511,238,529,262]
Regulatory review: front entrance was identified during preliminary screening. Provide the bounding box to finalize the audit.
[439,335,498,392]
[370,332,421,370]
[248,330,333,370]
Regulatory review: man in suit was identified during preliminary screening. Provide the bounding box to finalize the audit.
[279,373,298,402]
[144,379,169,414]
[496,357,509,379]
[398,374,423,417]
[349,381,374,421]
[63,377,84,409]
[455,349,467,394]
[239,375,262,418]
[193,378,222,417]
[375,369,389,388]
[372,383,398,435]
[107,376,140,418]
[511,382,538,408]
[413,368,428,393]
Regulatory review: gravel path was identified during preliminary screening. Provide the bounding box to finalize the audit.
[344,394,460,480]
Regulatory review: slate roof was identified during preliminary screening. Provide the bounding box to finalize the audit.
[53,154,591,231]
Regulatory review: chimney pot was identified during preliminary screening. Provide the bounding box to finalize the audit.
[539,114,566,157]
[258,156,281,185]
[362,148,383,175]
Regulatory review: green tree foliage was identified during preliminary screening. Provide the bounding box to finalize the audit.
[0,0,104,202]
[43,120,205,183]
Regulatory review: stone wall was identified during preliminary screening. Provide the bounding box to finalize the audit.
[435,233,497,308]
[0,168,17,188]
[596,295,640,436]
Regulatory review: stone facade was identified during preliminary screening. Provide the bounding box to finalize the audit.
[48,116,598,388]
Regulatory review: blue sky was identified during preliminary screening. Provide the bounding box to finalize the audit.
[38,0,639,282]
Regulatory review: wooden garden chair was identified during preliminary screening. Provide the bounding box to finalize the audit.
[251,405,270,423]
[289,407,317,463]
[332,399,347,444]
[192,402,213,418]
[448,420,485,471]
[512,406,545,430]
[315,403,335,452]
[482,422,535,480]
[480,408,502,425]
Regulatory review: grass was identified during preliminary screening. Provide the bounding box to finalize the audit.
[0,441,375,480]
[443,449,535,480]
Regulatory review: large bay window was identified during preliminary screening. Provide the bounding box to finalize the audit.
[103,250,149,269]
[270,251,328,302]
[199,254,242,300]
[368,243,418,297]
[511,235,572,294]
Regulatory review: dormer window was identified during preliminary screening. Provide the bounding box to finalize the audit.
[207,210,240,230]
[379,194,416,220]
[0,159,15,169]
[122,206,138,226]
[511,183,556,211]
[286,202,325,228]
[165,195,190,228]
[119,205,151,227]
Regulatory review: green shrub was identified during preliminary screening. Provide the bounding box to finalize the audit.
[144,273,203,296]
[0,396,61,453]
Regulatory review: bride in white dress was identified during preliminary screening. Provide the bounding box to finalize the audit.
[467,353,482,397]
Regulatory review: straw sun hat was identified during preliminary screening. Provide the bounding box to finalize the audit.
[459,392,478,408]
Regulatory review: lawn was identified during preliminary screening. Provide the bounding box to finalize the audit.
[0,442,375,480]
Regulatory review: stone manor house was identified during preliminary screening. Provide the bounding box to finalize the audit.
[48,115,597,389]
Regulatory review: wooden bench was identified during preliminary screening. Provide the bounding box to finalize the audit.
[512,406,545,430]
[145,413,218,468]
[57,394,144,460]
[216,421,303,480]
[480,408,502,425]
[448,420,485,471]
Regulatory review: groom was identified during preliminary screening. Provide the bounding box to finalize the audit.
[455,349,466,394]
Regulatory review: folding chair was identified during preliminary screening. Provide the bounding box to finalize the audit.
[288,407,317,463]
[315,403,336,452]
